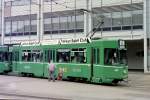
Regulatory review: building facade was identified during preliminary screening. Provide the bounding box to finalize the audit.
[0,0,149,72]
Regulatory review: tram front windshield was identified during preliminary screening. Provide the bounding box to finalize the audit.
[104,48,127,66]
[119,49,127,65]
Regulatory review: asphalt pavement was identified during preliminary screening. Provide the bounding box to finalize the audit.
[0,71,150,100]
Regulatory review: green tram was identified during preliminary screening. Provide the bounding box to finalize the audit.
[12,39,128,84]
[0,46,11,73]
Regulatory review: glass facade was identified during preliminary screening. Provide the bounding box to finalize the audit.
[44,15,84,35]
[4,18,37,36]
[11,0,36,6]
[2,0,143,37]
[93,10,143,32]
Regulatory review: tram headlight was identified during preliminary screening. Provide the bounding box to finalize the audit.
[123,70,127,74]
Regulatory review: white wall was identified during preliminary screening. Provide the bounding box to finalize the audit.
[4,30,144,44]
[94,30,144,40]
[43,32,85,40]
[4,35,37,44]
[11,5,38,16]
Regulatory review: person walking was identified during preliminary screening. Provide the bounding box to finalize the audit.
[48,60,56,82]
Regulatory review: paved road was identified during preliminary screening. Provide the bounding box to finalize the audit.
[0,72,150,100]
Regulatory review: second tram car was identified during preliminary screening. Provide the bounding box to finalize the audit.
[0,45,11,73]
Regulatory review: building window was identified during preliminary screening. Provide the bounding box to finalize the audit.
[5,21,11,36]
[60,16,68,31]
[44,18,52,32]
[12,21,18,33]
[31,20,37,32]
[52,17,59,31]
[132,10,143,25]
[24,20,30,32]
[112,12,122,27]
[103,13,112,27]
[18,21,24,35]
[122,11,132,26]
[68,16,75,30]
[76,15,84,29]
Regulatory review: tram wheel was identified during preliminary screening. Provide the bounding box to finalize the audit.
[112,80,119,86]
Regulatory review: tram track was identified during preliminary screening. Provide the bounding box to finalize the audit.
[0,92,71,100]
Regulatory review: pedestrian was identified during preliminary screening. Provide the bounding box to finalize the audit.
[57,68,63,81]
[48,60,56,82]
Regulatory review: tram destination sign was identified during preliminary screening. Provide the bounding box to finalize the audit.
[58,38,91,44]
[119,40,125,49]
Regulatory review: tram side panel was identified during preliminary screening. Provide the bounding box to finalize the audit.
[43,47,92,81]
[0,62,5,73]
[12,47,45,77]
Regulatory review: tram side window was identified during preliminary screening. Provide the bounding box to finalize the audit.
[32,50,43,62]
[57,49,70,63]
[22,50,31,62]
[93,48,100,64]
[71,48,86,63]
[104,48,119,65]
[0,52,3,61]
[4,52,8,61]
[0,52,8,61]
[22,50,43,62]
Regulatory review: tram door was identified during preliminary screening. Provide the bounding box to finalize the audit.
[12,51,19,72]
[91,48,94,78]
[7,46,13,72]
[91,47,102,82]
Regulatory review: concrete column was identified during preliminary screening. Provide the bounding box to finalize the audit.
[40,0,44,42]
[84,0,93,37]
[1,0,4,45]
[144,0,150,73]
[37,0,44,43]
[88,0,93,34]
[84,1,89,36]
[37,0,40,42]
